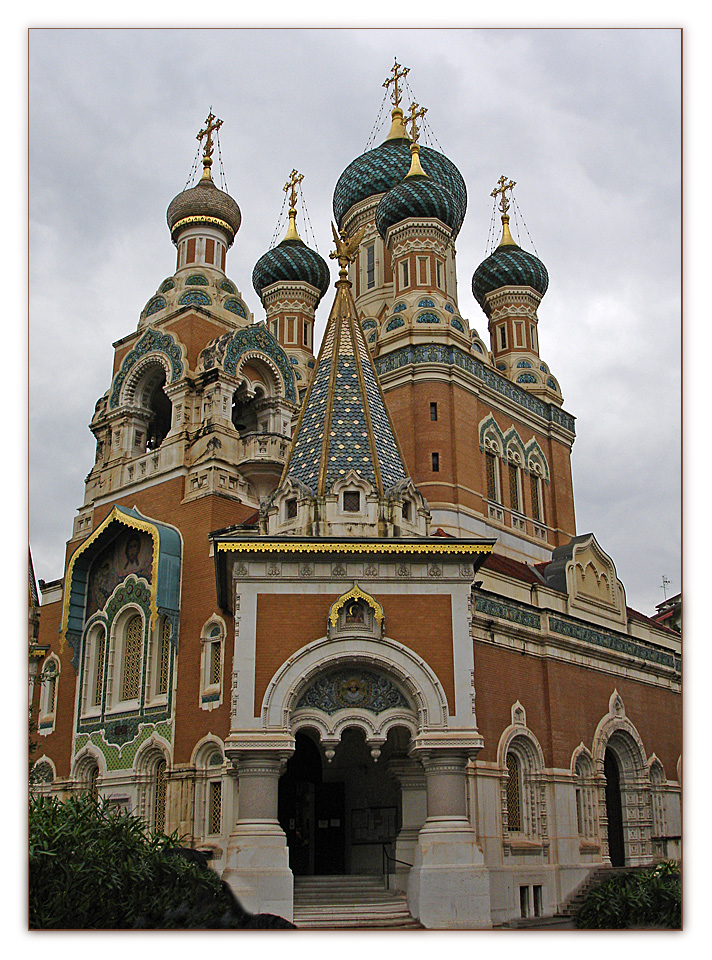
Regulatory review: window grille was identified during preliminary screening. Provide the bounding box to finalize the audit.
[209,640,222,687]
[486,452,499,503]
[90,767,99,802]
[154,760,167,833]
[47,676,57,714]
[509,463,520,512]
[286,497,298,519]
[94,631,106,706]
[530,474,542,522]
[506,753,522,831]
[157,620,171,695]
[121,616,142,701]
[343,490,361,512]
[366,245,375,289]
[209,781,222,835]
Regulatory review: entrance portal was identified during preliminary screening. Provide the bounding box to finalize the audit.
[604,747,625,866]
[278,726,409,876]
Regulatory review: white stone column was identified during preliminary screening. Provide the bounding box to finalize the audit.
[408,737,491,929]
[222,738,294,921]
[388,758,427,891]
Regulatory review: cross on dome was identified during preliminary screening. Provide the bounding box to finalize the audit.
[382,58,410,110]
[197,110,223,179]
[491,175,516,216]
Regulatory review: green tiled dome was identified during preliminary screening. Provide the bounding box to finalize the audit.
[166,177,242,245]
[375,175,460,238]
[472,243,549,313]
[252,238,331,304]
[333,138,466,232]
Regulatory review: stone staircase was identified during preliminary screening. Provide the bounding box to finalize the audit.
[556,864,649,920]
[292,875,423,929]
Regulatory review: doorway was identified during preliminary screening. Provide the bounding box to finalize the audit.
[604,747,625,866]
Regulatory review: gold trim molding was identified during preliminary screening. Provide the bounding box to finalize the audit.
[216,540,493,557]
[171,215,235,238]
[329,582,385,627]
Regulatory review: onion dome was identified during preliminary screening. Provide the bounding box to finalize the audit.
[166,176,242,247]
[333,137,467,234]
[376,174,460,239]
[472,241,549,312]
[252,192,330,304]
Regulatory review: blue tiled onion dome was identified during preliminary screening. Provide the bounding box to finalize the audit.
[472,243,549,313]
[252,238,331,304]
[333,138,467,232]
[375,175,460,239]
[166,177,242,244]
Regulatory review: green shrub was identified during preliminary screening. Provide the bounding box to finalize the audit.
[575,861,681,929]
[29,793,247,929]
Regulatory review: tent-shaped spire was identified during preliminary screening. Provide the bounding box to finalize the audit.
[281,224,409,496]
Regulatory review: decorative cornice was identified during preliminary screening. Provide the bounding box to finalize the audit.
[476,594,542,630]
[549,616,680,671]
[216,539,493,557]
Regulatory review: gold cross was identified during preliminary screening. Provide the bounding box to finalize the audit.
[197,110,223,163]
[283,169,304,209]
[491,175,516,215]
[383,58,410,110]
[406,101,428,144]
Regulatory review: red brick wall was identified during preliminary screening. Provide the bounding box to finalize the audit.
[473,641,681,777]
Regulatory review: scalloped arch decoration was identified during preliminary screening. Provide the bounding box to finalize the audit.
[109,329,184,408]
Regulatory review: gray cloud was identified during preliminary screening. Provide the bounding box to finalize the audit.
[29,27,680,616]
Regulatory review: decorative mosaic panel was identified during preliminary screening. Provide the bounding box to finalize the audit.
[290,356,299,364]
[178,290,211,306]
[220,280,236,293]
[186,274,208,285]
[223,325,297,403]
[224,297,247,317]
[517,360,532,368]
[549,617,680,670]
[361,319,377,331]
[307,359,315,368]
[32,761,54,783]
[109,329,184,408]
[386,316,405,332]
[368,332,377,343]
[74,721,173,771]
[517,373,537,384]
[145,296,166,317]
[444,303,454,313]
[417,312,440,324]
[418,298,436,308]
[451,318,465,332]
[540,363,549,373]
[546,378,558,391]
[392,302,407,313]
[375,344,576,434]
[296,668,410,715]
[475,594,542,630]
[160,279,175,293]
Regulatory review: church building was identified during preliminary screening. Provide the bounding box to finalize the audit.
[31,65,681,929]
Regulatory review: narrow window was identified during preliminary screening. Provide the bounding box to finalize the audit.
[519,886,530,919]
[90,767,100,802]
[506,753,522,831]
[530,474,542,522]
[157,619,171,696]
[153,760,167,833]
[93,630,106,707]
[209,781,222,835]
[401,260,409,289]
[366,245,375,289]
[530,324,538,351]
[272,319,278,339]
[508,463,520,513]
[120,615,142,701]
[402,501,411,522]
[430,402,438,422]
[209,637,222,687]
[486,452,499,503]
[432,452,439,472]
[515,321,524,346]
[286,497,298,519]
[436,260,442,288]
[418,257,428,284]
[533,885,543,918]
[499,325,507,350]
[575,788,583,836]
[343,490,361,512]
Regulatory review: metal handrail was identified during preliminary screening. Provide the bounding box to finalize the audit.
[382,843,413,890]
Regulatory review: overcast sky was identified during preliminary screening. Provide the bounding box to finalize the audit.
[28,27,681,617]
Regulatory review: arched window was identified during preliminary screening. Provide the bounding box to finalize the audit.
[506,753,522,831]
[650,760,667,847]
[507,453,523,514]
[574,753,597,840]
[200,619,226,709]
[90,766,100,803]
[120,614,143,702]
[39,656,60,733]
[148,617,172,700]
[485,450,500,503]
[92,628,106,707]
[529,466,544,523]
[153,759,167,833]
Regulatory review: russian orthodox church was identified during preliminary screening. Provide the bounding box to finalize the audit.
[30,65,681,929]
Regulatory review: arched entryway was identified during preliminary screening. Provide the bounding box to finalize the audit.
[604,747,625,866]
[278,725,411,877]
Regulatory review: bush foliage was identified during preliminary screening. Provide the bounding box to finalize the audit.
[575,861,681,929]
[29,793,254,929]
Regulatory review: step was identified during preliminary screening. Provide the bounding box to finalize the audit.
[292,875,420,929]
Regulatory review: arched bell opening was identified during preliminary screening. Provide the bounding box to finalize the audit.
[277,719,414,877]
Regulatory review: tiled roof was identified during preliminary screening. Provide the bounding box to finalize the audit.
[472,243,549,311]
[482,552,543,585]
[283,274,408,496]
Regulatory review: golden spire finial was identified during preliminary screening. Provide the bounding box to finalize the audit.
[330,223,366,278]
[404,101,428,178]
[282,168,304,241]
[197,109,223,181]
[490,175,518,247]
[383,59,410,140]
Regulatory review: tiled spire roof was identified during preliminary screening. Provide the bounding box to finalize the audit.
[281,270,409,497]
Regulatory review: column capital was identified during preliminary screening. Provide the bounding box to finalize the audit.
[408,729,484,767]
[224,731,295,767]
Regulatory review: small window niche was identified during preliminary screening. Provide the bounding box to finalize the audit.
[432,452,440,472]
[430,402,438,422]
[286,497,298,520]
[343,490,361,513]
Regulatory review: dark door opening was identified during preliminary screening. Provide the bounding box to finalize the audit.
[604,747,625,867]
